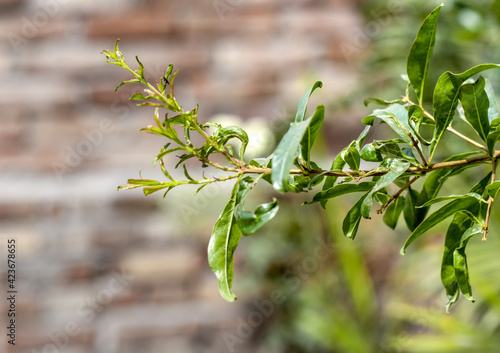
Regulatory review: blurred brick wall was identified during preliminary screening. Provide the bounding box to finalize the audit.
[0,0,363,352]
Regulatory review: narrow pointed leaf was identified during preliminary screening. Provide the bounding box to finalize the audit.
[363,97,403,106]
[308,182,376,204]
[407,4,443,104]
[383,196,405,230]
[320,152,347,208]
[430,64,500,158]
[361,159,410,219]
[442,213,473,311]
[413,151,483,227]
[401,195,482,255]
[454,224,483,302]
[459,76,490,143]
[234,176,279,235]
[403,186,420,231]
[300,105,325,166]
[294,81,323,122]
[343,194,368,239]
[207,179,243,302]
[441,172,490,310]
[362,105,413,144]
[271,120,310,193]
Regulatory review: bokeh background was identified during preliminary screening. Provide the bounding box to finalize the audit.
[2,0,500,352]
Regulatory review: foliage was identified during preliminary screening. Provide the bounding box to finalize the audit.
[102,5,500,310]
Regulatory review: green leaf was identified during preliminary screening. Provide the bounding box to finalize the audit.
[341,147,361,171]
[234,176,279,236]
[320,152,347,209]
[308,182,376,204]
[401,194,482,255]
[360,143,383,162]
[207,179,243,302]
[362,104,413,144]
[215,126,249,160]
[459,76,490,143]
[361,159,410,219]
[441,172,490,311]
[418,192,485,208]
[441,213,474,311]
[300,105,325,167]
[407,4,443,104]
[454,224,483,302]
[412,151,483,227]
[271,120,310,193]
[294,81,323,122]
[403,186,420,231]
[484,77,499,123]
[362,139,418,165]
[486,180,500,199]
[487,118,500,156]
[343,193,368,239]
[114,78,140,91]
[363,97,403,107]
[408,105,433,146]
[135,55,145,78]
[430,64,500,158]
[383,196,405,230]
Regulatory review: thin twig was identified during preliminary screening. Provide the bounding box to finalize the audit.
[402,96,488,153]
[483,158,497,241]
[378,176,420,214]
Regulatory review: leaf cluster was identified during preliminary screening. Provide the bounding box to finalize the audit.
[103,5,500,309]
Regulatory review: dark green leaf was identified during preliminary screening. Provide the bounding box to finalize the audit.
[207,179,243,302]
[341,147,361,171]
[271,120,310,193]
[441,172,490,311]
[401,195,482,255]
[413,151,484,227]
[430,64,500,158]
[486,180,500,199]
[459,76,490,143]
[360,143,383,162]
[343,193,368,239]
[320,151,347,209]
[441,213,473,311]
[234,177,279,235]
[407,4,443,104]
[403,186,420,231]
[454,224,483,302]
[294,81,323,122]
[408,105,433,146]
[383,196,405,230]
[487,123,500,157]
[300,105,325,167]
[308,182,376,204]
[361,159,410,219]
